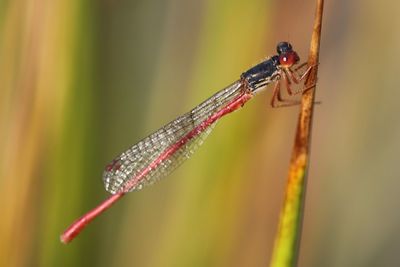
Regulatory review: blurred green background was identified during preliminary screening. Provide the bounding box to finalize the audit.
[1,0,400,266]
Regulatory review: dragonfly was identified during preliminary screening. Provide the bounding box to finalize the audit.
[61,41,313,243]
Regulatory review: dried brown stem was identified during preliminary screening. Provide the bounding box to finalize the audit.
[269,0,324,266]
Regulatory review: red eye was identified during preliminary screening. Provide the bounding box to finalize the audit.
[279,51,300,67]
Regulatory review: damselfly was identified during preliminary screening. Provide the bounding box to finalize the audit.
[61,41,313,243]
[103,41,312,194]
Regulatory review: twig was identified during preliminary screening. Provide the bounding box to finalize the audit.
[269,0,324,266]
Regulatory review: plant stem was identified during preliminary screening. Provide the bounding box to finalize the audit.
[269,0,324,266]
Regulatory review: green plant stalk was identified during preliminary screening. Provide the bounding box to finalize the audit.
[269,0,324,266]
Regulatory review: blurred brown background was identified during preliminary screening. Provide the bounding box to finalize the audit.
[1,0,399,266]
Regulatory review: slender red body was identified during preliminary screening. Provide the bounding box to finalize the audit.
[60,90,252,244]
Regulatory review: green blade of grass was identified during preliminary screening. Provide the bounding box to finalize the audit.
[269,0,324,266]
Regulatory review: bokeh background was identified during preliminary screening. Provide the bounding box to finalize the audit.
[1,0,400,266]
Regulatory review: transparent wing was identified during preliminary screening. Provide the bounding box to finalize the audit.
[103,81,244,194]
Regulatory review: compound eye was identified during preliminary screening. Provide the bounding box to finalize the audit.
[276,42,293,54]
[279,51,300,67]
